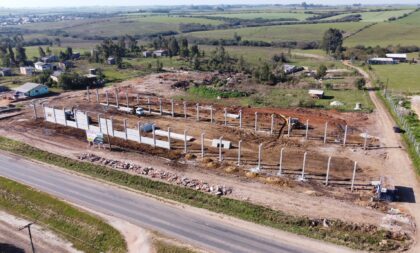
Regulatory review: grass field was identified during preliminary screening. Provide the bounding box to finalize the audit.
[0,136,404,251]
[344,10,420,47]
[370,63,420,93]
[202,11,314,21]
[0,176,126,253]
[189,22,369,43]
[323,9,413,22]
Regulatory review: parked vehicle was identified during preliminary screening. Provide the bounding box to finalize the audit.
[135,107,145,116]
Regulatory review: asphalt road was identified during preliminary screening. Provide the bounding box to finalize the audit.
[0,152,356,253]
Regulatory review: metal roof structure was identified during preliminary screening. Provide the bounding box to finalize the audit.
[14,82,45,93]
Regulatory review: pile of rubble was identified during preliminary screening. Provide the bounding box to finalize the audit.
[77,153,232,196]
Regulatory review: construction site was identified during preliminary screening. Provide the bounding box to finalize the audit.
[0,71,416,247]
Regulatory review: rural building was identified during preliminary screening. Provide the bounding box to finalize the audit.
[142,51,152,57]
[0,68,12,76]
[107,57,116,65]
[84,74,98,80]
[367,58,397,65]
[41,55,59,63]
[20,66,34,76]
[386,53,407,62]
[58,61,73,70]
[89,68,97,75]
[308,89,324,99]
[14,82,49,98]
[71,52,81,59]
[50,71,63,82]
[283,64,304,75]
[34,62,53,71]
[153,50,168,57]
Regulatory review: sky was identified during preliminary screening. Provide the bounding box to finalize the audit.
[1,0,419,8]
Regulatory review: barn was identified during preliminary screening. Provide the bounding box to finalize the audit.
[14,82,49,98]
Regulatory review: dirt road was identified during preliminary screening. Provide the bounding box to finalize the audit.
[344,61,420,252]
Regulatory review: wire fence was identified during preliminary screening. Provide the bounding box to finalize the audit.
[384,91,420,157]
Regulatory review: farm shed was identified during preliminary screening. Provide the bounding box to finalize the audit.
[107,57,116,65]
[386,53,407,62]
[41,55,58,63]
[35,62,53,71]
[308,89,324,99]
[367,58,396,65]
[14,82,49,98]
[142,51,152,57]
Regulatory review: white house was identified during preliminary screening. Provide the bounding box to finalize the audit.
[386,53,407,62]
[34,62,52,71]
[20,66,35,76]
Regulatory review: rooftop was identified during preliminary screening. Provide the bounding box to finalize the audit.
[14,82,45,93]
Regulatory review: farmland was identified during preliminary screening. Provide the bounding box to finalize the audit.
[370,63,420,93]
[323,9,413,22]
[188,22,370,43]
[200,11,314,21]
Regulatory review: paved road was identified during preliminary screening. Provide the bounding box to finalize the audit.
[0,152,356,253]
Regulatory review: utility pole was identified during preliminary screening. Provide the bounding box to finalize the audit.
[19,222,35,253]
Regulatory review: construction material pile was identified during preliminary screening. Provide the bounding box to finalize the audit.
[77,153,233,196]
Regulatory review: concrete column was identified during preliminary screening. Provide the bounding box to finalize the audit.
[87,86,90,102]
[152,125,156,147]
[123,119,128,140]
[254,112,258,131]
[363,131,368,150]
[32,101,37,119]
[196,103,200,121]
[224,108,227,126]
[158,98,162,115]
[323,122,328,144]
[98,114,102,133]
[343,125,348,147]
[219,136,223,162]
[86,111,90,130]
[239,110,242,129]
[325,156,332,186]
[52,107,57,124]
[136,94,139,105]
[138,122,142,143]
[210,106,213,123]
[270,114,274,135]
[287,117,291,137]
[184,130,188,153]
[168,127,171,149]
[351,161,357,191]
[105,91,109,106]
[305,119,309,140]
[74,109,79,128]
[147,97,151,113]
[109,117,114,136]
[105,117,111,150]
[277,148,284,176]
[171,99,174,117]
[300,152,307,181]
[183,101,187,119]
[257,143,263,170]
[237,140,242,165]
[201,132,205,157]
[115,89,119,107]
[125,92,129,108]
[96,88,99,103]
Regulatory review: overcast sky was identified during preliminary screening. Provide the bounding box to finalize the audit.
[1,0,419,8]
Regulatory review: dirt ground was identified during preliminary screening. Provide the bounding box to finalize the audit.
[0,210,82,253]
[0,70,417,246]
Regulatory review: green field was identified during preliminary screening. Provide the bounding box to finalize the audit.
[344,10,420,47]
[202,11,314,21]
[189,22,369,43]
[324,9,413,22]
[371,63,420,93]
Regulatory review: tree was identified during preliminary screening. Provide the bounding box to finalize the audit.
[190,44,199,57]
[155,60,163,72]
[38,47,46,58]
[180,38,189,58]
[168,37,179,56]
[65,47,73,59]
[46,47,52,55]
[15,44,27,66]
[355,78,366,90]
[321,28,343,55]
[316,64,327,79]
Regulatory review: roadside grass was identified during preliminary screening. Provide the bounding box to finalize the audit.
[370,64,420,93]
[0,176,126,253]
[154,240,197,253]
[0,136,409,251]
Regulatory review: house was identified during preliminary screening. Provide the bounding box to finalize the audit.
[142,51,152,58]
[386,53,407,62]
[14,82,49,98]
[58,61,73,70]
[367,58,397,65]
[20,66,35,76]
[308,89,324,99]
[34,62,53,71]
[50,71,63,82]
[107,57,116,65]
[41,55,58,63]
[0,68,12,76]
[153,49,168,57]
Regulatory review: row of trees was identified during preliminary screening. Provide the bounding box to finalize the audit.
[91,35,139,68]
[0,35,27,67]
